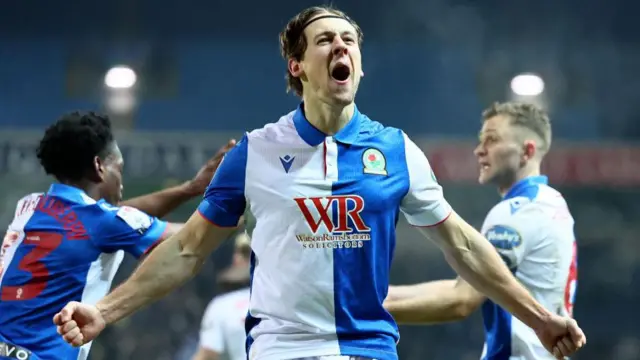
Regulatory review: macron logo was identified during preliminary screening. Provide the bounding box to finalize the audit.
[279,155,295,173]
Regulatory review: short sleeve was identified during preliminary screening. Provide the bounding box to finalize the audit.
[199,299,225,352]
[94,203,168,258]
[399,132,452,226]
[197,135,248,227]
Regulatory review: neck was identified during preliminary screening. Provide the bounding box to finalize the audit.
[498,164,541,197]
[59,180,101,201]
[302,97,355,135]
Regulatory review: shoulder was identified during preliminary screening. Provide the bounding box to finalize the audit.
[203,292,235,319]
[6,192,44,231]
[482,197,538,233]
[534,184,571,210]
[483,192,559,242]
[486,198,524,220]
[12,192,44,217]
[358,115,414,165]
[92,202,155,232]
[358,114,405,144]
[246,110,300,144]
[15,192,43,205]
[203,296,222,315]
[505,184,571,222]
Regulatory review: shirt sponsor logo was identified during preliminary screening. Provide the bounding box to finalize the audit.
[0,342,31,360]
[485,225,522,250]
[294,195,371,249]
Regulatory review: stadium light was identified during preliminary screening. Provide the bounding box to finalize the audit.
[104,66,137,89]
[510,73,544,96]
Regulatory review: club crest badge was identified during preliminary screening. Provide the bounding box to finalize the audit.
[362,148,387,176]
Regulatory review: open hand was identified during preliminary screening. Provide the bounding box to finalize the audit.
[183,139,237,196]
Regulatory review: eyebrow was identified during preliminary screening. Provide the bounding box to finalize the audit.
[313,30,357,41]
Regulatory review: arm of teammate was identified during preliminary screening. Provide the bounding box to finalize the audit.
[385,277,484,324]
[192,299,225,360]
[120,140,236,218]
[54,136,250,346]
[398,133,585,359]
[91,202,182,259]
[386,208,537,324]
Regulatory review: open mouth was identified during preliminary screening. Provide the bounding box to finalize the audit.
[331,64,351,82]
[479,161,490,171]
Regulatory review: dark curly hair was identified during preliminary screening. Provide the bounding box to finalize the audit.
[36,111,115,181]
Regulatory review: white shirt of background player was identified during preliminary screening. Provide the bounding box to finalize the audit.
[194,231,252,360]
[198,288,250,360]
[479,178,578,360]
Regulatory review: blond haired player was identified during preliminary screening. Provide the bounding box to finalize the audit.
[54,7,585,360]
[385,102,579,360]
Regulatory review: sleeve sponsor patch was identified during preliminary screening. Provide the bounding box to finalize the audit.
[116,206,153,233]
[484,225,522,250]
[484,224,522,270]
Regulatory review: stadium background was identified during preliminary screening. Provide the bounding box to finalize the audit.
[0,0,638,359]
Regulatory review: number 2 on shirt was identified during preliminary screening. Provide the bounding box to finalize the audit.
[1,232,63,301]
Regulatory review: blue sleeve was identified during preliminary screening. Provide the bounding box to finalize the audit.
[93,202,168,258]
[197,134,248,227]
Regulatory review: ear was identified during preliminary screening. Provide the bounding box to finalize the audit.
[522,140,537,161]
[90,155,106,182]
[288,58,303,78]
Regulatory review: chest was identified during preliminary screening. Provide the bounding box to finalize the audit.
[245,140,409,225]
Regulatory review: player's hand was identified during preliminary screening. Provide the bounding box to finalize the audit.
[183,139,237,196]
[535,314,586,359]
[53,301,106,347]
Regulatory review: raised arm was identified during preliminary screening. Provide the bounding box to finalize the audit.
[120,140,236,218]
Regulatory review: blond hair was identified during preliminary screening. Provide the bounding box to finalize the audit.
[482,101,552,154]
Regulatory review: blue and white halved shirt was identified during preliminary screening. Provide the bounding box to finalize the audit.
[198,104,452,360]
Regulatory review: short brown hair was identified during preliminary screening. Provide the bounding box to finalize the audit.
[482,101,552,154]
[279,6,363,96]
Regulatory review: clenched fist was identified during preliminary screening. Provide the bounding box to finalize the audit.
[53,301,106,347]
[535,314,586,359]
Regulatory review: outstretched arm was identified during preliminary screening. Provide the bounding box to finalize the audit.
[417,212,549,329]
[385,277,484,324]
[120,139,236,218]
[120,184,195,218]
[398,132,585,359]
[98,212,238,324]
